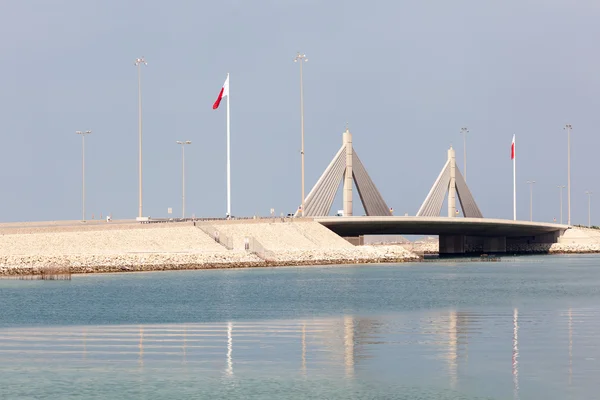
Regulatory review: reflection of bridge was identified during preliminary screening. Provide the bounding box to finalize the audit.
[302,128,570,254]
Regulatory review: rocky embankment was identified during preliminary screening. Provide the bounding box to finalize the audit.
[509,227,600,254]
[0,220,418,276]
[398,227,600,255]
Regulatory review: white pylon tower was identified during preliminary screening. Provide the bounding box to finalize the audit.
[417,146,483,218]
[299,127,391,217]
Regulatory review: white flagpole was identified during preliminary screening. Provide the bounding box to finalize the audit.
[513,135,516,220]
[226,73,231,218]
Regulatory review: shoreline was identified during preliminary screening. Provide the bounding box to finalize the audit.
[2,219,600,277]
[0,256,416,276]
[3,249,600,277]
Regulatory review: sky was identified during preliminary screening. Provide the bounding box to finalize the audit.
[1,0,599,225]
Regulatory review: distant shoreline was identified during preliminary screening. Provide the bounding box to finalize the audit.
[0,256,417,276]
[1,219,599,277]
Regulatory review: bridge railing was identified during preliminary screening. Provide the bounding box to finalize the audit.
[247,237,275,261]
[196,222,234,250]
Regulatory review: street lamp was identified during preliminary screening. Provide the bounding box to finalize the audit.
[135,57,147,219]
[460,127,469,182]
[564,124,572,225]
[76,130,92,221]
[557,185,566,224]
[586,191,593,228]
[176,141,192,219]
[294,52,307,216]
[527,180,536,221]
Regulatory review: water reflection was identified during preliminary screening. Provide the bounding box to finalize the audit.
[343,316,354,378]
[513,308,519,400]
[226,322,233,376]
[1,308,599,399]
[448,310,458,389]
[568,307,572,386]
[301,322,306,374]
[82,327,87,360]
[183,324,187,363]
[139,325,144,367]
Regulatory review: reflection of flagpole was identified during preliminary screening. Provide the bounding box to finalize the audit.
[512,308,519,400]
[226,322,233,375]
[344,316,355,378]
[139,325,144,367]
[448,311,458,389]
[301,322,306,374]
[82,328,87,360]
[183,324,187,363]
[568,308,573,385]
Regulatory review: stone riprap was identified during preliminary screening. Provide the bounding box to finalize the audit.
[0,252,264,275]
[397,227,600,255]
[259,246,418,264]
[0,220,418,275]
[516,227,600,254]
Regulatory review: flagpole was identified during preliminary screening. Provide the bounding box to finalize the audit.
[226,73,231,218]
[513,135,516,220]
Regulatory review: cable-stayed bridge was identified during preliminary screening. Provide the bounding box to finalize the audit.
[299,128,569,255]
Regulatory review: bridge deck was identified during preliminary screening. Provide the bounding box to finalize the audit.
[314,216,569,237]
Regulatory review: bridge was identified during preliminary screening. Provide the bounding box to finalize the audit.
[314,216,569,254]
[298,127,571,255]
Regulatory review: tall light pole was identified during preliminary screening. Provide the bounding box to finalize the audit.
[564,124,572,225]
[586,191,593,227]
[294,52,307,216]
[527,180,536,221]
[176,141,192,219]
[460,127,469,182]
[135,57,147,219]
[76,130,92,221]
[558,185,565,224]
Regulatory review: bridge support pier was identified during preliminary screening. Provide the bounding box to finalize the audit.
[439,235,465,255]
[482,236,507,253]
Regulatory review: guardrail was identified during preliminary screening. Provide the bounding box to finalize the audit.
[140,216,304,224]
[195,222,234,250]
[247,237,275,261]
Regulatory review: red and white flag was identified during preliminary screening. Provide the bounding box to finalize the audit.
[511,134,515,160]
[212,75,229,109]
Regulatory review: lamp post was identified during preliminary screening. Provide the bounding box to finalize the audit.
[176,141,192,219]
[76,130,92,221]
[527,180,536,221]
[586,191,593,228]
[564,124,572,225]
[135,57,147,219]
[558,185,565,224]
[294,52,307,216]
[460,127,469,182]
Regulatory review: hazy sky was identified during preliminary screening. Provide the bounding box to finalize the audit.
[1,0,599,224]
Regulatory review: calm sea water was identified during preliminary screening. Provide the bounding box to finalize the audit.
[1,255,600,399]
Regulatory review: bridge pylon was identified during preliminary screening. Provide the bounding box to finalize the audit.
[417,146,483,218]
[298,128,392,217]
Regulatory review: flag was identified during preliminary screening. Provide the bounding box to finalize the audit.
[212,75,229,109]
[511,134,515,160]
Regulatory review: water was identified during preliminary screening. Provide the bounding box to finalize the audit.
[1,255,600,399]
